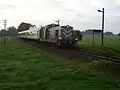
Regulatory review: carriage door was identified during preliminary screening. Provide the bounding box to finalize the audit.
[40,28,44,39]
[37,31,39,38]
[55,30,59,39]
[45,28,50,39]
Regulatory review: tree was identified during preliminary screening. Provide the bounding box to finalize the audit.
[18,22,35,32]
[84,29,93,35]
[104,31,113,36]
[0,29,6,37]
[7,26,18,36]
[78,31,83,41]
[73,30,83,41]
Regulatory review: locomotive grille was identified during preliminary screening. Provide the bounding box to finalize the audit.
[61,26,73,40]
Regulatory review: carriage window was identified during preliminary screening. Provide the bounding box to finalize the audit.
[55,30,59,39]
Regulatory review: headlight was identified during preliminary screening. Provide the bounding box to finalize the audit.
[59,37,62,40]
[75,38,78,41]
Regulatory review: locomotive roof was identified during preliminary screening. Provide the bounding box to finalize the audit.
[18,27,40,34]
[61,25,73,29]
[46,24,59,28]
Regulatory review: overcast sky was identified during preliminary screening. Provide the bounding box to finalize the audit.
[0,0,120,33]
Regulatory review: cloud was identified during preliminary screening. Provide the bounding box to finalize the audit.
[100,0,119,8]
[0,5,16,10]
[5,5,16,9]
[63,9,75,13]
[0,0,120,34]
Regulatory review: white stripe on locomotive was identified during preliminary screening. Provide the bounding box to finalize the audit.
[62,32,72,38]
[63,29,72,35]
[62,28,72,38]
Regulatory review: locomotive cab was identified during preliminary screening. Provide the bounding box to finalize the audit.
[38,24,78,48]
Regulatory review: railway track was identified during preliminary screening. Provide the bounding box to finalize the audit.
[75,48,120,63]
[19,38,120,63]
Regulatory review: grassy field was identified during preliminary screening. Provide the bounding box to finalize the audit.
[0,38,120,90]
[78,35,120,57]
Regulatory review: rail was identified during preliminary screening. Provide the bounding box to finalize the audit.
[76,48,120,63]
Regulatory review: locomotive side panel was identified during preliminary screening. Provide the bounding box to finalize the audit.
[41,26,61,43]
[26,28,39,40]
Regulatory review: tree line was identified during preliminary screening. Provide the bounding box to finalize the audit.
[0,22,35,37]
[0,22,120,38]
[82,29,119,36]
[0,26,17,37]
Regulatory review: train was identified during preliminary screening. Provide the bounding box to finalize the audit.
[18,24,81,47]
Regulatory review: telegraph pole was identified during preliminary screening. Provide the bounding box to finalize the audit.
[102,8,104,46]
[3,20,7,44]
[119,33,120,40]
[98,8,105,46]
[92,30,94,45]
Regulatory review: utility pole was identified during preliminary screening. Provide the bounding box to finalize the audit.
[119,33,120,40]
[98,8,105,46]
[102,8,104,47]
[92,30,94,46]
[3,20,7,44]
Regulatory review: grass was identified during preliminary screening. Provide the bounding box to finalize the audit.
[0,37,120,90]
[78,35,120,57]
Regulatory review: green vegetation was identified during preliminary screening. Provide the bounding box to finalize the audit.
[0,38,120,90]
[78,35,120,57]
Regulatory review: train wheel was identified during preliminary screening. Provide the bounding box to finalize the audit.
[56,40,60,46]
[56,41,63,48]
